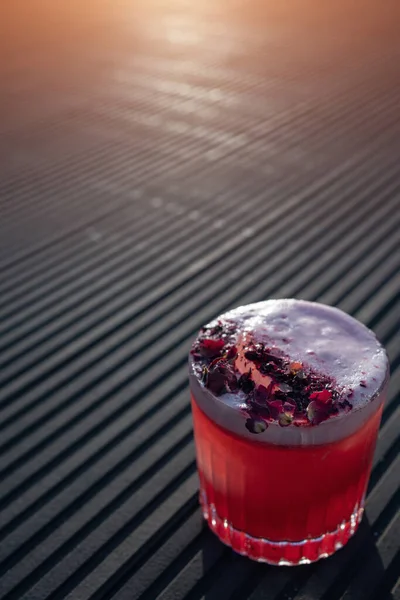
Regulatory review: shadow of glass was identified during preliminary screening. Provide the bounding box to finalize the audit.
[197,515,386,600]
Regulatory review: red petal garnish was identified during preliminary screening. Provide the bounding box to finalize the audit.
[192,321,343,428]
[266,399,284,419]
[283,400,296,414]
[238,372,255,394]
[222,363,239,393]
[199,338,225,359]
[309,389,333,405]
[209,355,225,369]
[205,367,226,395]
[244,350,260,361]
[255,382,274,404]
[306,400,331,425]
[205,361,238,395]
[225,346,237,360]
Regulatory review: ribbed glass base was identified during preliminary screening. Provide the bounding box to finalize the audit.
[200,488,364,566]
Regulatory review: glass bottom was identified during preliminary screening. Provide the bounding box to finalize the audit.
[200,487,364,566]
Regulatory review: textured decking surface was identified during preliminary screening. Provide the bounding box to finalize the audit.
[0,1,399,599]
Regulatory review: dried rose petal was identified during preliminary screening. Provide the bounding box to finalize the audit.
[222,363,239,393]
[273,390,287,401]
[260,361,279,375]
[225,346,238,361]
[210,356,226,371]
[245,418,268,434]
[266,399,284,419]
[204,361,237,395]
[206,368,226,395]
[306,400,331,425]
[199,338,225,359]
[249,403,270,418]
[283,400,296,414]
[255,382,274,404]
[225,376,239,393]
[263,351,282,364]
[244,350,260,361]
[309,389,333,405]
[238,373,255,394]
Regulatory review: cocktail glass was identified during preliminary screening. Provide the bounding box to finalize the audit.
[189,300,389,565]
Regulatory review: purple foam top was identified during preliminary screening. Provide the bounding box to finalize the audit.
[189,300,389,445]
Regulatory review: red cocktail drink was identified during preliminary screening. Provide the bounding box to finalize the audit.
[189,300,389,565]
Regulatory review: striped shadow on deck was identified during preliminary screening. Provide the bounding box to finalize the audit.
[0,1,399,599]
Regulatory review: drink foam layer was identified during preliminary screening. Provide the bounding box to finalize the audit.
[189,299,389,445]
